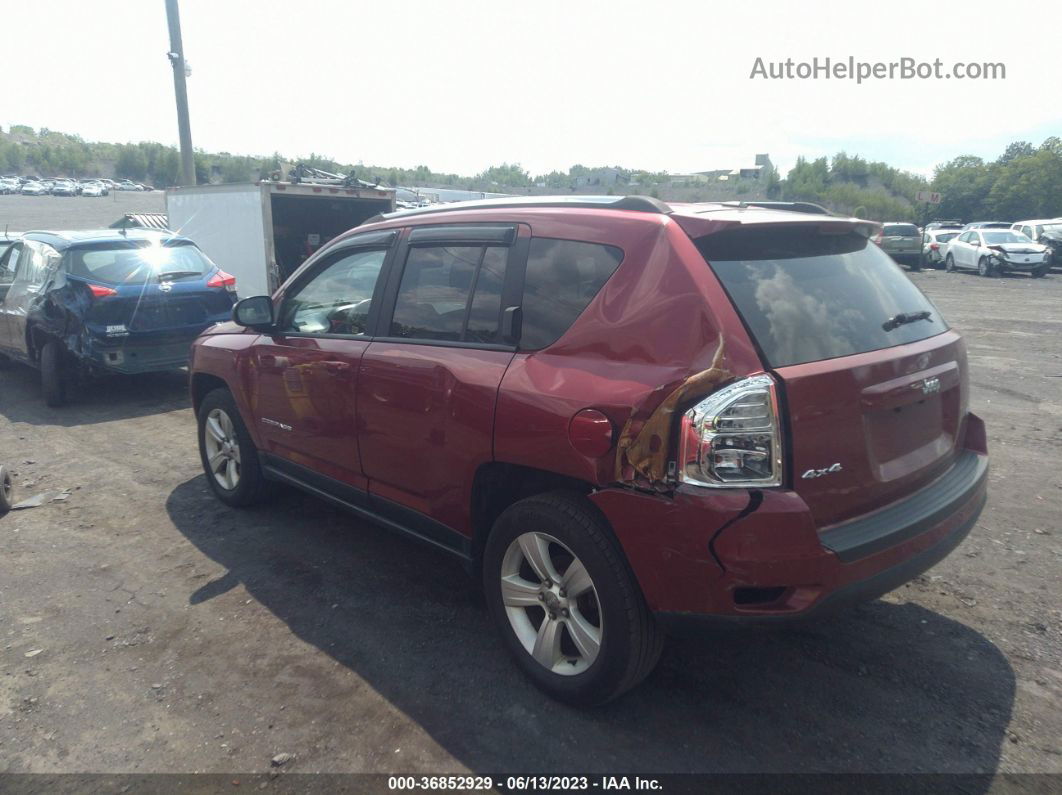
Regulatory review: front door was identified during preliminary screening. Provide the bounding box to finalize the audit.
[0,241,24,352]
[248,241,392,493]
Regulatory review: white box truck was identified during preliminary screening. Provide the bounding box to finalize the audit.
[166,181,395,297]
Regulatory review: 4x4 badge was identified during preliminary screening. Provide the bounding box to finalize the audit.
[802,463,843,479]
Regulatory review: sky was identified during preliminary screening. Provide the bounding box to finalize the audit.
[3,0,1060,179]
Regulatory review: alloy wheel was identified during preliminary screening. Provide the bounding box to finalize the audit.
[500,532,603,675]
[203,408,242,490]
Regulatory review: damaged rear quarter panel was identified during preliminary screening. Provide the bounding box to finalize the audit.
[493,217,763,488]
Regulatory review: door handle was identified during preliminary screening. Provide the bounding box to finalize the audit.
[324,361,351,376]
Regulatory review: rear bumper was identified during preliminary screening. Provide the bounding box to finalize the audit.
[591,413,989,623]
[86,338,195,374]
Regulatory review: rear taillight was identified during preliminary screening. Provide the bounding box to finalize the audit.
[678,374,783,488]
[88,284,117,298]
[207,270,237,292]
[930,243,940,250]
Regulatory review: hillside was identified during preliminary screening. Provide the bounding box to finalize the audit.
[3,124,1059,223]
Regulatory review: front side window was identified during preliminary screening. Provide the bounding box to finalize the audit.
[280,248,387,335]
[519,238,623,350]
[390,245,509,343]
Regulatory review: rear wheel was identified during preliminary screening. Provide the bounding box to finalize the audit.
[483,492,663,705]
[0,465,13,513]
[197,388,269,507]
[977,256,995,278]
[40,340,69,407]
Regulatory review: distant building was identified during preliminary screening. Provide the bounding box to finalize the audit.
[695,153,773,182]
[571,167,628,188]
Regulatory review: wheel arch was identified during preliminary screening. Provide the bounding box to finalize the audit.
[469,462,604,577]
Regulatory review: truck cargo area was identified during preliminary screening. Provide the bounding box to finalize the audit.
[270,190,392,282]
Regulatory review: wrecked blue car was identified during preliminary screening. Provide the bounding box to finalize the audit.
[0,229,237,406]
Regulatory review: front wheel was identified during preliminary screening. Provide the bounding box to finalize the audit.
[945,254,957,272]
[197,388,270,507]
[1031,265,1049,278]
[977,256,996,278]
[483,492,663,705]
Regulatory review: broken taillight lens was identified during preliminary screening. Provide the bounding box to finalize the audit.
[207,270,237,292]
[678,374,783,487]
[88,284,118,298]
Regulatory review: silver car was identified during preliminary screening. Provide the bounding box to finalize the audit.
[943,229,1050,277]
[922,229,961,268]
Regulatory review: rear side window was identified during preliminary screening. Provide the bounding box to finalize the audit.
[520,238,623,350]
[67,242,212,284]
[936,232,959,243]
[883,224,919,236]
[695,227,948,368]
[391,245,509,343]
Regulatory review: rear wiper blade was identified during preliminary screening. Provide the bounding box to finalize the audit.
[882,310,932,332]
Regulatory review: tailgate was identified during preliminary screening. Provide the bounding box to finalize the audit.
[693,222,963,528]
[776,332,965,526]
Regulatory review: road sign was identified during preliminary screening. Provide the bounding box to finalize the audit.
[916,191,942,204]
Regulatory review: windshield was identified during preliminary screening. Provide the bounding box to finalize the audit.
[983,231,1030,244]
[883,224,919,236]
[695,226,947,368]
[67,241,214,284]
[1042,223,1062,235]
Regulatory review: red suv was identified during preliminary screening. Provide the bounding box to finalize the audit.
[189,196,988,704]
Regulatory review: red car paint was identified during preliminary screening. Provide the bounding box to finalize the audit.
[190,198,987,621]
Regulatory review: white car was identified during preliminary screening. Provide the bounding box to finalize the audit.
[19,181,48,196]
[80,181,105,197]
[944,229,1050,278]
[1011,219,1062,266]
[922,228,962,268]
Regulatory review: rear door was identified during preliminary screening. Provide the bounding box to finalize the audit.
[0,241,23,351]
[357,223,523,536]
[695,224,963,527]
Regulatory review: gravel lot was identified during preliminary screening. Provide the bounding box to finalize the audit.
[0,192,166,233]
[0,259,1059,777]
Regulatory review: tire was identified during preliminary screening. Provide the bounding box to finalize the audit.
[908,258,922,272]
[1031,265,1048,278]
[483,491,663,705]
[978,256,995,278]
[0,465,13,514]
[945,254,956,272]
[40,340,68,407]
[197,388,270,507]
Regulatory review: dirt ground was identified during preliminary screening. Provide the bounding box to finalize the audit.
[0,264,1059,778]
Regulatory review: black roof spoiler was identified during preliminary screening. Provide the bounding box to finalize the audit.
[718,200,834,216]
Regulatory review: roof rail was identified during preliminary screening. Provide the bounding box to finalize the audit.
[366,194,672,224]
[719,200,833,216]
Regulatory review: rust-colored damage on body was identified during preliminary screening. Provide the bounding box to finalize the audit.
[615,337,730,490]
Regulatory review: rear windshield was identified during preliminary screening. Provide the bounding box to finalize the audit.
[695,226,948,368]
[983,231,1028,244]
[883,224,919,236]
[67,241,213,284]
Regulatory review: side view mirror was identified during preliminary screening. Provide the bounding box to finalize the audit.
[232,295,275,328]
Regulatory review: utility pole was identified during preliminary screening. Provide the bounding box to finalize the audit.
[165,0,196,186]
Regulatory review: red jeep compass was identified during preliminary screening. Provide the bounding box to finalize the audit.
[189,196,988,704]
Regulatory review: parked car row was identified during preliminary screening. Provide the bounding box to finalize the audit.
[874,216,1060,277]
[0,175,155,196]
